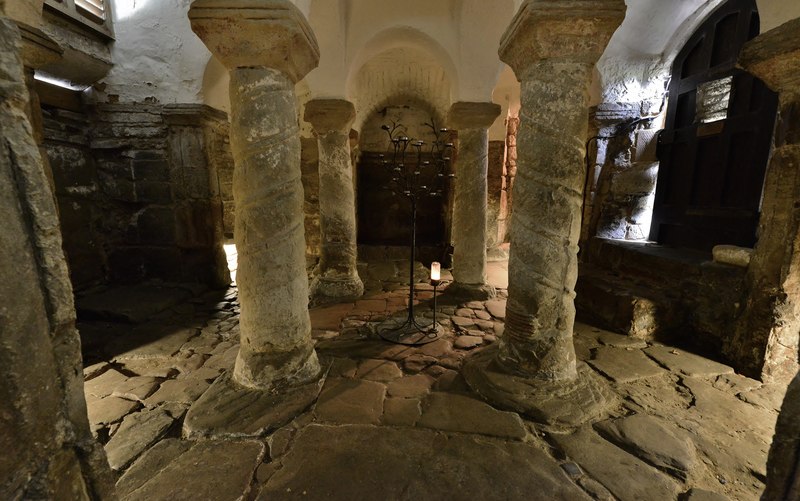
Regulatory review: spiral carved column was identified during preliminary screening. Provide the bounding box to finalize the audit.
[463,0,626,426]
[304,99,363,301]
[189,0,321,391]
[448,101,501,300]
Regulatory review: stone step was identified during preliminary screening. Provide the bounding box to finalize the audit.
[575,265,683,341]
[583,237,710,283]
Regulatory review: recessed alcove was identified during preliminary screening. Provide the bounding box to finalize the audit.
[356,103,453,265]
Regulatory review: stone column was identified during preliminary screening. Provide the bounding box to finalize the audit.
[736,20,800,499]
[189,1,321,390]
[304,99,364,301]
[0,11,114,498]
[730,17,800,385]
[463,0,626,426]
[448,101,501,300]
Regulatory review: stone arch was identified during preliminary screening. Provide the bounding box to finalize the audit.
[346,27,459,130]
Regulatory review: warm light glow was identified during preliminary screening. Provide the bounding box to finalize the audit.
[34,73,87,91]
[430,261,441,281]
[223,243,237,284]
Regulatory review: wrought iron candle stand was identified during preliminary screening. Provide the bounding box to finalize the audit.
[375,121,454,345]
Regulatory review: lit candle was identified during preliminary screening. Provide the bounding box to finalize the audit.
[430,261,441,281]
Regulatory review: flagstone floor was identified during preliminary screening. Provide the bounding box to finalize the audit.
[76,258,785,501]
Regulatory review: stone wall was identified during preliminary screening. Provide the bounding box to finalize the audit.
[42,97,108,289]
[585,103,659,243]
[76,102,231,287]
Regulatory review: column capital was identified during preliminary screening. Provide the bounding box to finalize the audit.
[448,101,501,130]
[739,18,800,104]
[499,0,626,79]
[304,99,356,133]
[17,23,62,70]
[189,0,319,82]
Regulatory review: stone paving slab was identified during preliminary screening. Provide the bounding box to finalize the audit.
[112,376,161,402]
[85,368,130,398]
[685,488,730,500]
[105,404,181,471]
[143,377,212,406]
[645,345,734,377]
[355,359,403,382]
[737,382,788,412]
[386,374,434,398]
[550,427,680,501]
[258,424,589,501]
[594,414,697,481]
[383,397,422,426]
[86,395,141,426]
[184,375,323,439]
[417,392,527,439]
[116,438,265,501]
[314,378,386,425]
[588,347,664,383]
[309,304,355,330]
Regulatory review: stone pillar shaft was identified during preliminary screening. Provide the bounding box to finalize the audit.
[189,0,321,390]
[733,17,800,384]
[495,0,626,382]
[449,101,501,299]
[453,128,490,283]
[305,99,363,300]
[499,61,592,380]
[228,67,319,389]
[736,18,800,500]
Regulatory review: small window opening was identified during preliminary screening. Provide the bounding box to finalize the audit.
[75,0,107,21]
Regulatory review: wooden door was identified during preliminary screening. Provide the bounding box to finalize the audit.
[650,0,778,251]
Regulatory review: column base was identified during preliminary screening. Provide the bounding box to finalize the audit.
[462,346,614,428]
[444,282,496,301]
[183,370,326,439]
[311,274,364,302]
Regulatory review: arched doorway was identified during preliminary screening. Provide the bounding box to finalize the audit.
[650,0,779,251]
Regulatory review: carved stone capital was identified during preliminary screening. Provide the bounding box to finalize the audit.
[499,0,626,79]
[304,99,356,133]
[739,18,800,104]
[448,101,501,130]
[17,22,62,70]
[189,0,319,82]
